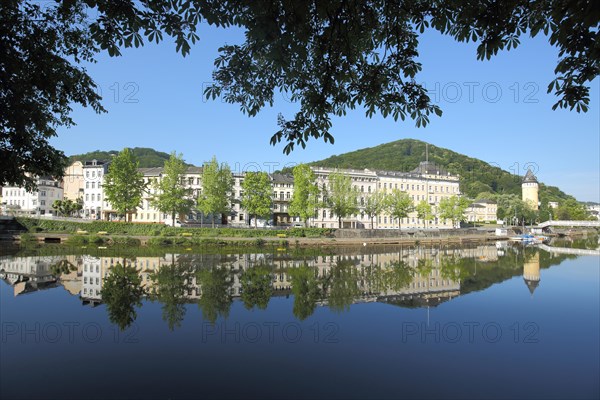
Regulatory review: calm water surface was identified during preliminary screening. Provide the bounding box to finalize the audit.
[1,240,598,399]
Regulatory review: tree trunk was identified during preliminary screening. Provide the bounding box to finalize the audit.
[254,215,257,229]
[211,214,215,228]
[172,211,176,227]
[338,216,342,229]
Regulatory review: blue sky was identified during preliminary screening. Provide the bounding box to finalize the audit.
[52,25,600,202]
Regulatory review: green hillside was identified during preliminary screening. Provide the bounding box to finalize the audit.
[69,148,192,168]
[309,139,573,202]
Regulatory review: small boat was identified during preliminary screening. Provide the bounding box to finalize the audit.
[509,234,543,244]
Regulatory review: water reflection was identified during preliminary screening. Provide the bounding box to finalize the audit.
[0,243,579,329]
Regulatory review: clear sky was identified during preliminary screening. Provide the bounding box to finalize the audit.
[52,24,600,202]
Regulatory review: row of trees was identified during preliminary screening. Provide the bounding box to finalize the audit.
[101,148,472,228]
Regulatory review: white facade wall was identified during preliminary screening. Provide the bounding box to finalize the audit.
[2,178,63,216]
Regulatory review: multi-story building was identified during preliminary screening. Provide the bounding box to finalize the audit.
[271,173,295,225]
[63,161,84,202]
[1,176,63,216]
[310,161,460,229]
[466,199,497,223]
[82,160,109,219]
[69,156,462,229]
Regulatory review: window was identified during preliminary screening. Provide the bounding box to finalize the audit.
[286,192,290,199]
[361,186,364,192]
[368,186,371,193]
[86,182,89,189]
[91,182,95,189]
[41,191,46,196]
[91,194,95,201]
[85,194,89,201]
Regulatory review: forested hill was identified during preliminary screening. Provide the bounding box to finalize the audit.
[69,148,192,168]
[309,139,573,202]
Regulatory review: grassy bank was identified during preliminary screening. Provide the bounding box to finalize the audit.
[17,217,334,238]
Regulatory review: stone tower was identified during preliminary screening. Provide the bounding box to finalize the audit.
[522,169,539,211]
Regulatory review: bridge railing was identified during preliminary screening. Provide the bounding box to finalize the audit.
[538,220,600,228]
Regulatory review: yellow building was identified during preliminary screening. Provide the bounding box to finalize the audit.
[63,161,84,202]
[522,169,539,211]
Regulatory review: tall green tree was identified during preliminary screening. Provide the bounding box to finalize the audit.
[240,172,273,228]
[384,189,414,232]
[439,196,470,228]
[326,172,359,229]
[289,164,320,227]
[197,156,234,227]
[151,152,194,226]
[415,200,434,229]
[101,262,145,331]
[363,191,386,229]
[103,148,147,222]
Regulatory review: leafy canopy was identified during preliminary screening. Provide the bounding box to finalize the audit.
[2,1,598,187]
[240,172,273,226]
[103,148,147,220]
[326,171,359,228]
[197,156,234,225]
[289,164,320,225]
[151,152,194,224]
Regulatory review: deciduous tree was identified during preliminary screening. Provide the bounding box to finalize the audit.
[438,196,470,228]
[384,189,414,232]
[197,156,234,227]
[240,172,273,228]
[103,148,146,222]
[415,200,434,228]
[326,172,359,229]
[3,1,597,187]
[289,164,320,227]
[151,152,194,226]
[363,191,386,229]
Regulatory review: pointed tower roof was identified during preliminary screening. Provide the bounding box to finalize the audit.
[523,169,538,184]
[524,278,539,295]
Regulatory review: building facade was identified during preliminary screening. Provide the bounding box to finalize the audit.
[466,199,497,222]
[1,177,63,216]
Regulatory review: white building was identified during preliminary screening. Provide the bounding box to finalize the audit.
[1,176,63,216]
[82,160,109,219]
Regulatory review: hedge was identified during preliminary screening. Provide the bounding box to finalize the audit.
[16,218,334,238]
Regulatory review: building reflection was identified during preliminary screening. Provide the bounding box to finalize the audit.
[1,244,503,302]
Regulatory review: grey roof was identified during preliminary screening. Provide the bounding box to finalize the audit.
[138,166,202,176]
[523,169,538,183]
[272,173,294,184]
[524,278,539,295]
[473,199,497,204]
[411,161,451,176]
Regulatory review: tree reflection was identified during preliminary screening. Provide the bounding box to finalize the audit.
[324,259,360,313]
[149,258,194,330]
[382,260,414,292]
[196,266,233,324]
[101,263,144,331]
[289,265,321,320]
[240,266,273,310]
[50,259,77,277]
